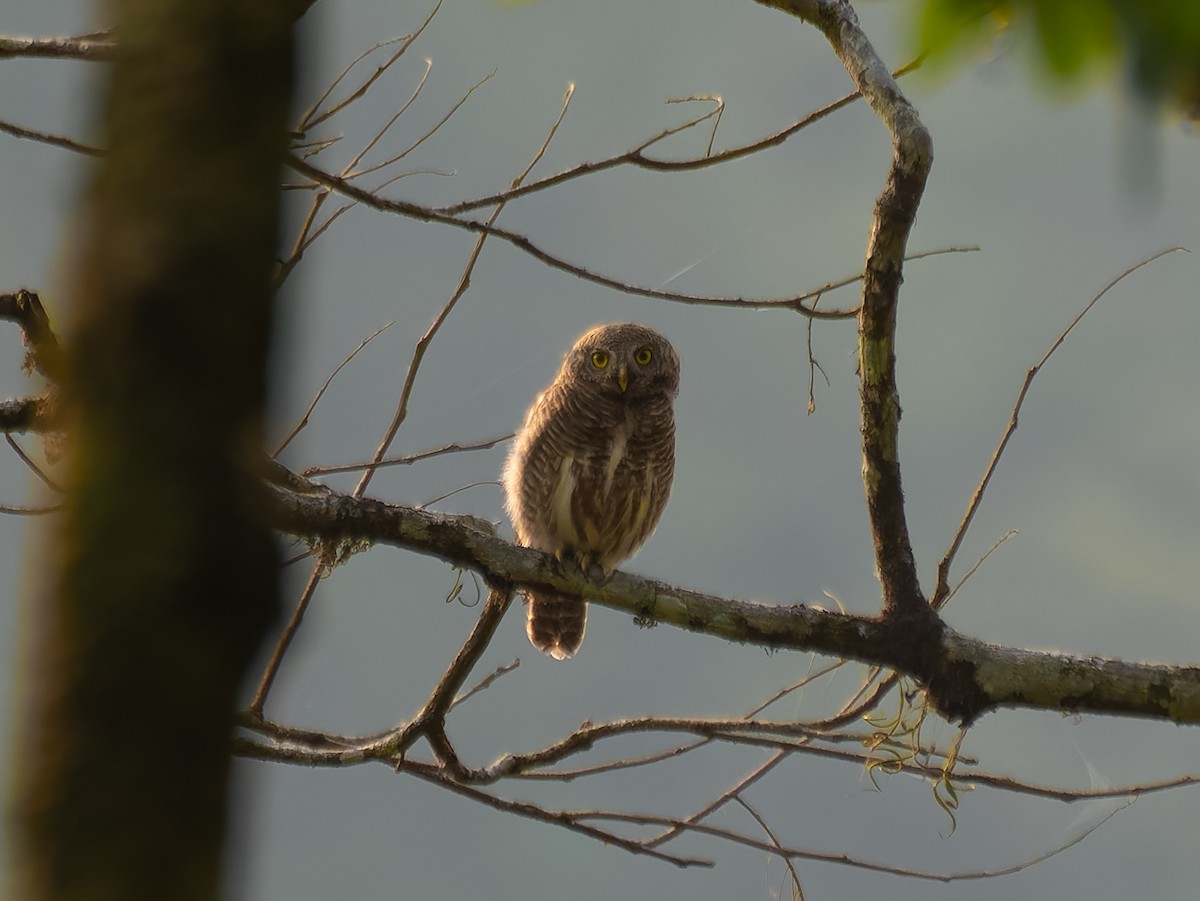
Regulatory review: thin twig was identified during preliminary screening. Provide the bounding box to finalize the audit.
[235,696,1200,807]
[932,246,1188,605]
[663,95,725,157]
[448,658,520,712]
[288,154,978,321]
[6,435,62,492]
[299,1,442,133]
[351,84,575,500]
[511,737,712,780]
[418,479,501,509]
[647,750,790,848]
[273,322,396,456]
[274,190,332,289]
[0,118,102,156]
[745,659,846,718]
[348,70,495,180]
[435,57,925,216]
[735,796,805,900]
[251,85,575,717]
[938,529,1017,609]
[367,587,514,771]
[402,762,712,868]
[247,564,325,717]
[303,433,513,477]
[583,802,1129,881]
[342,58,433,174]
[0,502,61,515]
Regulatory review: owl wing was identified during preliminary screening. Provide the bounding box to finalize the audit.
[505,386,584,551]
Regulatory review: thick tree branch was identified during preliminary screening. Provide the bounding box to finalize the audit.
[779,0,934,621]
[266,480,1200,726]
[0,397,55,434]
[756,0,930,627]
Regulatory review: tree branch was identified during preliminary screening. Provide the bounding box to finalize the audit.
[0,33,117,61]
[265,479,1200,725]
[0,289,66,381]
[285,154,857,320]
[0,397,55,434]
[759,0,932,622]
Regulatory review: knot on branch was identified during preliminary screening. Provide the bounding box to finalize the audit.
[0,289,65,381]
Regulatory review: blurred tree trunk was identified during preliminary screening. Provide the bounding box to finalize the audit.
[8,3,297,900]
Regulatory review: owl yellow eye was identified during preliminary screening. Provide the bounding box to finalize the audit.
[591,350,609,369]
[634,347,653,366]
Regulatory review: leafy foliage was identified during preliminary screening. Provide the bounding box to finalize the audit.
[913,0,1200,116]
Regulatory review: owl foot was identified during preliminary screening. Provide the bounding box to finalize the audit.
[553,547,610,586]
[571,552,611,587]
[582,560,609,585]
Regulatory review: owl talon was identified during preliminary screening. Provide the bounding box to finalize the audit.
[583,560,608,585]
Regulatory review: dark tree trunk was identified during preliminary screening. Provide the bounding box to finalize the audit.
[9,3,297,899]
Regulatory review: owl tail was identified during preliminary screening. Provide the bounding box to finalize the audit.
[525,592,587,660]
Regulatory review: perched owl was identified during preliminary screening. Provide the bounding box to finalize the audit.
[503,323,680,659]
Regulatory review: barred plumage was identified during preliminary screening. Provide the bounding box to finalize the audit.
[503,323,679,659]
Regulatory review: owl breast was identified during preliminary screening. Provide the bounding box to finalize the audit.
[509,395,674,570]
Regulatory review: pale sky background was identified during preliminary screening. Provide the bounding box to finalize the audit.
[2,1,1199,899]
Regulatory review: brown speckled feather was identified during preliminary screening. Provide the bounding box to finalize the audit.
[503,323,679,659]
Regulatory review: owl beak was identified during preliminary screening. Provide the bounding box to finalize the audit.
[617,366,628,393]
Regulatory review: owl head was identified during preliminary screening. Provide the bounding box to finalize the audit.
[562,323,680,401]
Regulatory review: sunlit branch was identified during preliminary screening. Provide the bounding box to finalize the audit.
[0,32,116,61]
[435,57,925,216]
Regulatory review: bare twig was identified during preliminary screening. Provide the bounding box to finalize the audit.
[341,58,433,174]
[251,84,576,716]
[236,688,1200,807]
[931,246,1188,605]
[938,529,1018,609]
[735,796,805,900]
[0,118,102,156]
[402,762,712,868]
[0,32,116,61]
[435,57,925,216]
[511,737,712,780]
[419,479,500,508]
[298,1,443,133]
[302,433,513,477]
[0,502,61,516]
[274,190,334,289]
[647,750,790,848]
[351,83,575,500]
[289,154,975,321]
[347,69,495,180]
[273,322,396,456]
[365,587,513,770]
[5,435,62,492]
[247,564,325,717]
[582,802,1129,881]
[448,658,520,712]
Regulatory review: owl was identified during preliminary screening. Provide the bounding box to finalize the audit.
[503,323,680,659]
